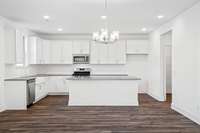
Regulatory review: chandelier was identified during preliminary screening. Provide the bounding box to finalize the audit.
[92,0,119,44]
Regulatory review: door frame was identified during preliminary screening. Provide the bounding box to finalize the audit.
[160,30,172,101]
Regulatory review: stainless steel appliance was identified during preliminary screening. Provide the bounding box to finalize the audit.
[72,67,91,76]
[27,79,35,106]
[73,55,89,64]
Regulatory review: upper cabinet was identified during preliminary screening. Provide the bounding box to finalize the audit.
[29,38,73,65]
[90,40,126,64]
[28,37,51,64]
[126,40,149,55]
[4,26,16,64]
[4,26,28,65]
[72,40,90,54]
[15,30,25,65]
[50,40,73,64]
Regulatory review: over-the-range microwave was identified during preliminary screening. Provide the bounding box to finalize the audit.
[73,55,89,64]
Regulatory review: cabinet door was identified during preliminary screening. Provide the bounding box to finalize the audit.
[36,38,43,64]
[90,42,99,64]
[90,42,108,64]
[35,84,42,100]
[15,30,25,65]
[28,37,36,64]
[50,41,62,64]
[61,41,73,64]
[107,43,116,64]
[80,41,90,54]
[115,40,126,64]
[72,41,80,54]
[73,40,90,54]
[43,40,51,64]
[98,44,108,64]
[4,26,16,64]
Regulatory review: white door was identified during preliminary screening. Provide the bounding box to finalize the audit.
[164,46,172,94]
[161,31,172,101]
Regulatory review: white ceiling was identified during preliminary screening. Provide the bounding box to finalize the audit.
[0,0,199,34]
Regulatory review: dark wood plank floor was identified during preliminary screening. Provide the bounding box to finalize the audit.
[0,94,200,133]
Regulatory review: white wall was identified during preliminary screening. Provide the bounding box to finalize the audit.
[0,19,5,112]
[148,1,200,124]
[4,65,37,78]
[126,55,149,93]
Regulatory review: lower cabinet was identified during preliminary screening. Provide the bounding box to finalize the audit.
[35,77,48,102]
[47,76,68,95]
[35,76,69,102]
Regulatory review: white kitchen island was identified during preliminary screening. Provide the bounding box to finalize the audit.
[67,76,141,106]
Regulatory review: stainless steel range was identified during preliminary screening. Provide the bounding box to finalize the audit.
[72,67,91,77]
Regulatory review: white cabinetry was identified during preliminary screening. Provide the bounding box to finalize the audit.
[91,40,126,64]
[42,40,51,64]
[16,30,25,64]
[126,40,149,54]
[29,37,40,64]
[28,37,51,64]
[47,76,69,95]
[4,26,16,64]
[50,40,73,64]
[35,77,48,102]
[72,40,90,54]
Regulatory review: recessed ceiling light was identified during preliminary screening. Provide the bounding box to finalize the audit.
[157,15,164,19]
[43,15,50,20]
[57,28,63,32]
[142,28,147,32]
[101,16,107,20]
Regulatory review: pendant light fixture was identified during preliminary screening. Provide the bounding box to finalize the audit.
[92,0,119,44]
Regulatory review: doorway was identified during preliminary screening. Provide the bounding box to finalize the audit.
[161,31,172,103]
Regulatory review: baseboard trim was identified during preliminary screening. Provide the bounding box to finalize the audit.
[147,91,165,101]
[48,92,69,96]
[171,103,200,125]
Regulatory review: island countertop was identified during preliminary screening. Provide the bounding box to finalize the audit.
[67,76,141,80]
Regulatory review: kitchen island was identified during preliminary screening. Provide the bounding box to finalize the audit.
[67,76,141,106]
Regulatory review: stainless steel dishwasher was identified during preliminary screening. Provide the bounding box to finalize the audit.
[27,79,35,106]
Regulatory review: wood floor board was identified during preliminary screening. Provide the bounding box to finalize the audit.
[0,94,200,133]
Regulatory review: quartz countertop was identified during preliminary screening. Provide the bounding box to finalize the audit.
[4,77,36,81]
[4,74,139,81]
[67,76,141,80]
[4,74,72,81]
